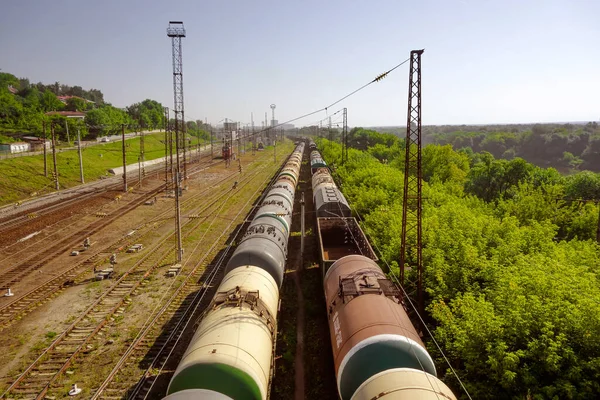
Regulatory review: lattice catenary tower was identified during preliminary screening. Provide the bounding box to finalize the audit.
[400,49,424,313]
[167,21,187,182]
[270,104,276,127]
[167,21,186,262]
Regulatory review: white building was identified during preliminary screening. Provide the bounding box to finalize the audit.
[22,136,51,150]
[0,142,31,154]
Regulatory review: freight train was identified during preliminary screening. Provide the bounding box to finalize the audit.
[309,146,351,218]
[163,142,305,400]
[221,141,233,160]
[311,141,457,400]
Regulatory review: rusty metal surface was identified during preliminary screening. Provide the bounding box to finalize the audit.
[323,255,439,399]
[324,256,424,374]
[316,218,378,275]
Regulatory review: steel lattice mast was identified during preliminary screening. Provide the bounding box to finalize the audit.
[168,21,186,181]
[342,107,348,164]
[167,21,185,263]
[400,49,424,313]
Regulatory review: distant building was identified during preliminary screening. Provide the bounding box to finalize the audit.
[45,111,86,119]
[223,121,238,132]
[56,95,95,105]
[0,142,31,154]
[22,136,51,151]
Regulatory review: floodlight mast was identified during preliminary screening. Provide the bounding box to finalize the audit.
[167,21,186,263]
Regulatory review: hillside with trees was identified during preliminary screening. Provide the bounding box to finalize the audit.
[0,71,174,142]
[317,129,600,399]
[370,123,600,173]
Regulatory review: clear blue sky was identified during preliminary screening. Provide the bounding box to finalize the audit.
[1,0,598,127]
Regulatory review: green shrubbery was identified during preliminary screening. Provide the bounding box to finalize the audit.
[317,133,600,399]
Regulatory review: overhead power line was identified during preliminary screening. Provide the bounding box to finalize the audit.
[184,56,412,138]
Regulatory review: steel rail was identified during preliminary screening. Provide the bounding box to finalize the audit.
[0,160,237,330]
[0,156,271,399]
[92,163,277,400]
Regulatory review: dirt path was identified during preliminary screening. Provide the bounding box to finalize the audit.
[293,248,305,400]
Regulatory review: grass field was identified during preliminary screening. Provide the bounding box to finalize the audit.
[0,132,187,206]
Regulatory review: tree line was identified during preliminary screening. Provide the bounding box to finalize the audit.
[371,123,600,173]
[0,71,195,143]
[317,129,600,399]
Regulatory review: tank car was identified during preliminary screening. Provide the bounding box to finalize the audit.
[312,166,351,218]
[165,266,278,400]
[164,143,305,400]
[310,150,327,173]
[324,255,456,400]
[225,143,304,287]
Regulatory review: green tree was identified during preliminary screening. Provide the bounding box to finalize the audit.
[0,90,23,125]
[127,99,164,130]
[316,133,600,398]
[65,97,88,112]
[564,171,600,201]
[85,105,131,136]
[0,72,19,89]
[40,89,64,112]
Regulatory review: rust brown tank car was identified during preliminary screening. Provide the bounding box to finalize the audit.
[324,255,438,400]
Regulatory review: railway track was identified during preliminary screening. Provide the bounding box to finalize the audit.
[0,148,215,252]
[0,155,278,399]
[0,157,224,290]
[0,184,121,233]
[0,184,166,292]
[91,168,275,400]
[0,146,214,233]
[0,155,215,256]
[0,159,236,330]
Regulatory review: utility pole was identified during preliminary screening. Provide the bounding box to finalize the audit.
[400,49,425,314]
[174,125,183,262]
[169,122,174,190]
[342,107,348,164]
[197,124,200,162]
[251,112,255,155]
[51,122,59,190]
[203,117,208,160]
[167,20,185,263]
[77,128,84,183]
[122,124,127,192]
[328,116,332,141]
[210,128,213,159]
[140,129,145,177]
[42,120,48,177]
[164,107,169,192]
[182,120,187,182]
[138,155,142,188]
[65,119,70,144]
